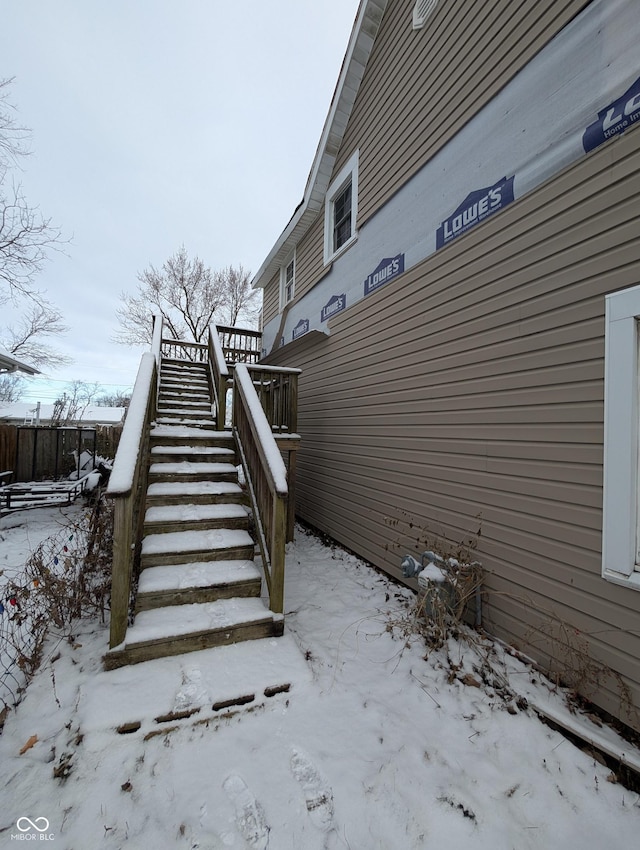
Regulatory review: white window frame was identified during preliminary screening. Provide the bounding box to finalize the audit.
[324,150,359,265]
[279,251,296,310]
[602,283,640,590]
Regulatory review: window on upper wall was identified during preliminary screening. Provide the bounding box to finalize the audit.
[324,150,359,265]
[602,283,640,591]
[280,252,295,310]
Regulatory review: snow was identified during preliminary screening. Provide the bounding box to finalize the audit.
[234,364,288,495]
[138,560,260,593]
[144,504,249,525]
[107,353,156,496]
[141,529,253,557]
[149,462,237,476]
[1,508,639,848]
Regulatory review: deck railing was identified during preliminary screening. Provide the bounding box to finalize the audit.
[233,364,288,614]
[161,338,207,362]
[217,324,262,364]
[106,351,158,649]
[208,325,231,430]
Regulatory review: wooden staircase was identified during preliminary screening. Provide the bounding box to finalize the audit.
[105,357,284,669]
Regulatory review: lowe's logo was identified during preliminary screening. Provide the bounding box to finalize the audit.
[583,74,640,153]
[321,294,346,322]
[364,254,405,295]
[436,176,514,249]
[292,318,309,340]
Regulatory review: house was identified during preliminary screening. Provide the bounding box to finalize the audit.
[252,0,640,732]
[0,349,39,377]
[0,403,125,427]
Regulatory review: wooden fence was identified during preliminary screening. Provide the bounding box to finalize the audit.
[0,424,122,483]
[0,425,17,479]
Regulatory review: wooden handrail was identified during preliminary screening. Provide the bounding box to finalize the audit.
[208,324,230,430]
[233,364,288,613]
[107,351,158,649]
[217,324,262,365]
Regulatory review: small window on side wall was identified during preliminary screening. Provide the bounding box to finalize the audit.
[602,283,640,590]
[280,252,295,310]
[324,150,359,265]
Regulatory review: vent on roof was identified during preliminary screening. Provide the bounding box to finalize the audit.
[413,0,438,29]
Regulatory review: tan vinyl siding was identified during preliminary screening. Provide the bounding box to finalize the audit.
[266,127,640,729]
[261,269,281,327]
[290,0,590,303]
[293,213,326,299]
[346,0,590,225]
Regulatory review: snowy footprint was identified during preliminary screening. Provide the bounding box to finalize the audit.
[223,774,270,849]
[175,666,207,710]
[290,747,335,833]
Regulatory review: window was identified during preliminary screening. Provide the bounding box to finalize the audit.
[602,283,640,590]
[280,252,295,309]
[324,150,359,265]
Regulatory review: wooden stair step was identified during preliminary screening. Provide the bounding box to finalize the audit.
[148,461,237,483]
[141,527,254,566]
[146,480,246,506]
[150,425,234,443]
[155,415,217,428]
[136,559,261,610]
[144,502,249,533]
[150,445,235,464]
[106,599,284,667]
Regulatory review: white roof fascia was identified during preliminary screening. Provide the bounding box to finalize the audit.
[252,0,388,290]
[0,348,40,375]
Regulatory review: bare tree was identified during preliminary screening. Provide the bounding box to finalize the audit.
[0,78,69,387]
[50,380,100,425]
[115,248,259,347]
[2,302,71,369]
[0,78,64,304]
[215,264,260,327]
[0,373,24,402]
[95,390,131,408]
[114,247,225,345]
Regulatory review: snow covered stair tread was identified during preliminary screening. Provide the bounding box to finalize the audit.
[138,560,261,593]
[128,598,279,642]
[149,461,237,475]
[145,481,244,506]
[145,503,249,524]
[140,531,254,568]
[105,598,285,666]
[135,559,263,610]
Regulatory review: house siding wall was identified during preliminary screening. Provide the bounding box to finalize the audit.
[265,127,640,729]
[347,0,590,226]
[261,269,280,327]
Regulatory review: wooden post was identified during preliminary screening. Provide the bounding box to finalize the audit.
[109,493,133,647]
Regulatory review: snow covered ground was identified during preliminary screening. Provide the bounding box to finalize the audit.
[1,506,639,849]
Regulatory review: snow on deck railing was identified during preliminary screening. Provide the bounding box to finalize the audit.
[106,351,158,649]
[107,353,156,496]
[234,364,287,494]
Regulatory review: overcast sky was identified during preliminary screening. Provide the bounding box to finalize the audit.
[2,0,360,403]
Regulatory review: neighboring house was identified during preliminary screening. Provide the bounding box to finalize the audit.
[0,349,39,377]
[253,0,640,731]
[0,403,125,427]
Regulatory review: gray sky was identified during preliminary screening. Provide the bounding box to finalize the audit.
[3,0,360,403]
